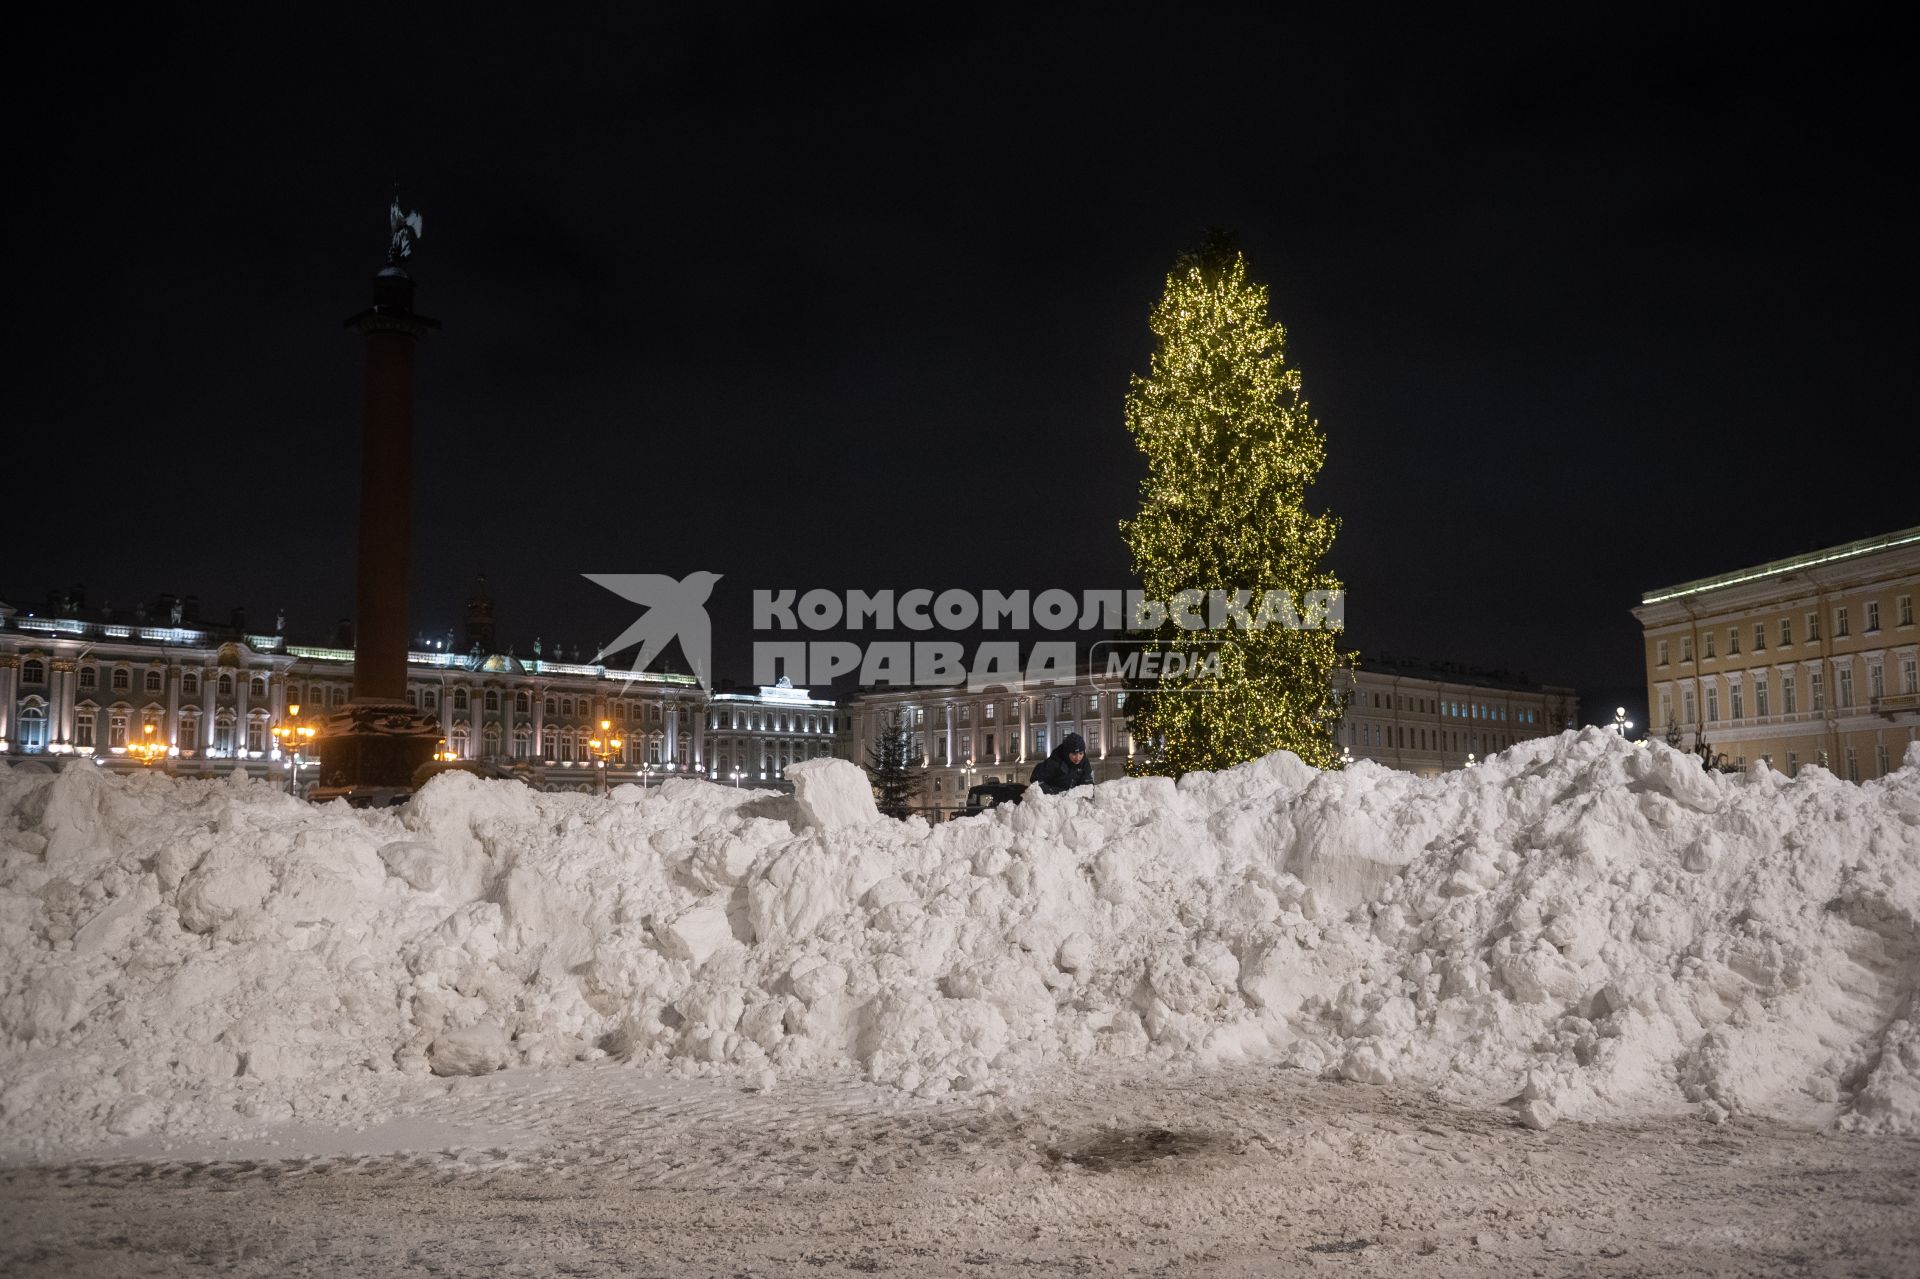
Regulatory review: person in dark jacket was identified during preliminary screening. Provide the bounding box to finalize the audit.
[1030,732,1094,795]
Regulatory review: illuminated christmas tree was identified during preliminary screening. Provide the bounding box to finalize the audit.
[1120,234,1352,775]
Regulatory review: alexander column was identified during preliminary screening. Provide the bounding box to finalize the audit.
[315,196,442,797]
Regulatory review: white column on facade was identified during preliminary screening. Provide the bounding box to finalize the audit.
[664,699,678,767]
[1017,697,1029,762]
[1044,693,1057,754]
[692,701,706,769]
[166,665,180,748]
[234,665,249,757]
[1099,692,1113,760]
[943,702,954,768]
[440,680,455,754]
[201,667,216,753]
[54,660,76,745]
[532,685,546,758]
[0,657,14,743]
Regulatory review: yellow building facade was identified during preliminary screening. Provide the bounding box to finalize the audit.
[1633,527,1920,780]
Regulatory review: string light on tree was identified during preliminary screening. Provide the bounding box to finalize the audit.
[1120,233,1354,777]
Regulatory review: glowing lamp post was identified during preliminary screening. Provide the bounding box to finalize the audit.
[128,722,170,769]
[272,705,319,794]
[1612,706,1634,739]
[588,719,622,795]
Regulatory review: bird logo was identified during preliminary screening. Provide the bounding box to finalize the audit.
[585,571,722,691]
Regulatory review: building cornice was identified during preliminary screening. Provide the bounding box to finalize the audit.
[1639,526,1920,607]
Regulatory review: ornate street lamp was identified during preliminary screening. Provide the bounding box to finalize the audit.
[1612,706,1634,739]
[128,722,170,768]
[587,718,623,795]
[272,704,318,794]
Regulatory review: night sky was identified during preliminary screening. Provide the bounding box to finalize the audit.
[11,9,1915,723]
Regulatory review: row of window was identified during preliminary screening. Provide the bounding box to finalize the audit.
[10,659,262,700]
[883,693,1128,731]
[1657,596,1915,667]
[1355,688,1542,725]
[1346,721,1519,755]
[709,709,834,733]
[1660,657,1919,726]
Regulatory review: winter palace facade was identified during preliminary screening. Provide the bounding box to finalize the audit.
[0,595,843,790]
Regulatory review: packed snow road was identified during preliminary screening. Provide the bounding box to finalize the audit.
[3,1061,1916,1277]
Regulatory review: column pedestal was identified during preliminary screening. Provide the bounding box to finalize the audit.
[314,701,439,799]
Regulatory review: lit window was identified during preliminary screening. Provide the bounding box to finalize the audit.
[145,669,163,692]
[1753,623,1765,652]
[1866,601,1880,632]
[1703,632,1716,659]
[1808,612,1821,641]
[1780,618,1792,646]
[79,667,98,691]
[1835,607,1850,638]
[1681,636,1693,662]
[1900,595,1914,628]
[112,668,131,692]
[1656,639,1669,666]
[1727,628,1739,656]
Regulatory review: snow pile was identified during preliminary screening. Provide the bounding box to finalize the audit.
[1,731,1917,1155]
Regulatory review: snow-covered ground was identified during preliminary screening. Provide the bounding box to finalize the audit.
[4,1061,1917,1276]
[2,732,1917,1273]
